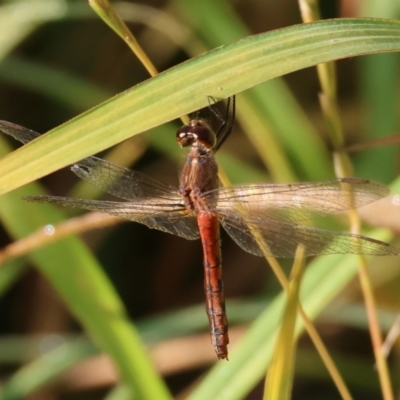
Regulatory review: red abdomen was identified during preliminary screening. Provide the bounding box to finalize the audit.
[197,212,229,359]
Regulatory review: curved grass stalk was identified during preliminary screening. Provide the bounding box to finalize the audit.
[299,1,394,399]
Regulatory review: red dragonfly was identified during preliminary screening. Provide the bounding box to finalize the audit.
[0,98,398,360]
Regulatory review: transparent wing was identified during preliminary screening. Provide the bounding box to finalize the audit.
[220,214,399,258]
[0,120,199,239]
[71,156,201,238]
[0,120,180,201]
[212,178,389,223]
[73,157,180,201]
[24,195,199,240]
[0,120,42,143]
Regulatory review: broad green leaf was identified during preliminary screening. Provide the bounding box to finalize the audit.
[174,0,332,181]
[0,140,171,399]
[0,19,400,195]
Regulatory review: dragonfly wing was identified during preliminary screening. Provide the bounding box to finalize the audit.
[0,120,199,239]
[214,178,389,223]
[220,213,399,258]
[0,120,179,202]
[24,196,199,240]
[0,120,40,143]
[73,157,179,201]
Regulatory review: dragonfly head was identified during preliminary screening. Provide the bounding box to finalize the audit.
[176,119,217,149]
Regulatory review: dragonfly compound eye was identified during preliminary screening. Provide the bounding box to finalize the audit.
[176,120,217,149]
[176,125,194,147]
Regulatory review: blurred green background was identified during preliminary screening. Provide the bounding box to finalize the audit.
[0,0,400,399]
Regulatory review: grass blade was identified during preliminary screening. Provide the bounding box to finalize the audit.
[0,19,400,194]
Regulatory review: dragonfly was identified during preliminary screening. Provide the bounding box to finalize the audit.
[0,97,399,360]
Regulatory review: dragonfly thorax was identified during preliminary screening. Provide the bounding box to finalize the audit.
[176,119,217,149]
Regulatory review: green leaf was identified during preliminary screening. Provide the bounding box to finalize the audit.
[0,19,400,195]
[0,138,171,400]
